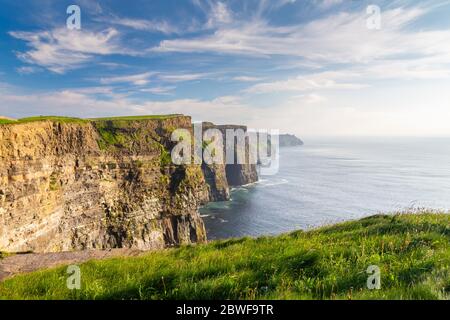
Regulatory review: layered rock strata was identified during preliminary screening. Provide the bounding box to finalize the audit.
[0,116,258,253]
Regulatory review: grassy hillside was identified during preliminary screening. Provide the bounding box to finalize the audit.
[0,213,449,300]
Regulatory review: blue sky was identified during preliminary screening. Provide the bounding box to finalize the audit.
[1,0,450,136]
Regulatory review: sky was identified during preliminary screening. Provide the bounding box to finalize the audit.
[1,0,450,137]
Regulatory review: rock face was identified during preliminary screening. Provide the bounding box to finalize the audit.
[201,123,258,200]
[278,134,304,147]
[217,125,258,187]
[0,116,258,253]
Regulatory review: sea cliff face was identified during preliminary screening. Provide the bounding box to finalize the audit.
[0,116,258,253]
[201,122,258,200]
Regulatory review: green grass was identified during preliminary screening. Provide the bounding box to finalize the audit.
[0,213,449,300]
[0,119,17,124]
[89,115,183,121]
[92,117,175,160]
[0,115,184,126]
[95,123,129,150]
[159,143,172,166]
[16,116,88,124]
[0,116,88,125]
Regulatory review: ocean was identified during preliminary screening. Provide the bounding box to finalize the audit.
[201,137,450,240]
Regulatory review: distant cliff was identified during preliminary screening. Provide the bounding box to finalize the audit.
[0,116,258,253]
[278,134,304,147]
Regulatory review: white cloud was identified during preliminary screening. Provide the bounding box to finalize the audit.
[100,72,156,86]
[98,62,129,69]
[206,2,233,28]
[314,0,343,9]
[0,86,252,125]
[2,80,450,137]
[101,17,179,34]
[291,93,327,104]
[16,66,42,74]
[356,55,450,80]
[245,71,368,94]
[268,85,450,137]
[9,28,132,73]
[233,76,264,82]
[76,0,103,14]
[150,2,450,101]
[192,0,233,29]
[152,5,450,83]
[5,2,450,137]
[152,7,428,61]
[99,72,210,86]
[69,86,115,95]
[140,86,176,95]
[158,73,209,82]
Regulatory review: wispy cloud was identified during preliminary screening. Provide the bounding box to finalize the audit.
[245,71,368,94]
[152,6,430,61]
[153,4,450,84]
[98,62,129,69]
[291,93,327,104]
[9,28,132,73]
[99,16,179,34]
[99,71,209,86]
[4,1,450,137]
[158,73,209,82]
[233,76,264,82]
[140,86,176,95]
[314,0,343,9]
[16,66,42,74]
[117,3,449,85]
[191,0,233,28]
[0,85,251,124]
[100,72,156,85]
[206,1,233,28]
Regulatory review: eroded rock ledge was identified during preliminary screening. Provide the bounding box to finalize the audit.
[0,116,258,253]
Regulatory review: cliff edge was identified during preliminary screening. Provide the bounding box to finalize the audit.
[0,116,258,253]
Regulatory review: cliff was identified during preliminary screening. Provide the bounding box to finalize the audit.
[278,134,304,147]
[0,116,258,253]
[201,122,258,200]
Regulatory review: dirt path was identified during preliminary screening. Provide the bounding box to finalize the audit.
[0,249,144,282]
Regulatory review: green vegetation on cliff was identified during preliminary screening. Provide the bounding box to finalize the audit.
[94,121,130,150]
[89,115,183,121]
[0,116,89,125]
[0,213,449,300]
[0,114,184,126]
[0,119,16,125]
[93,119,173,167]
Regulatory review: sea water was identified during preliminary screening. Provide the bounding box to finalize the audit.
[201,137,450,239]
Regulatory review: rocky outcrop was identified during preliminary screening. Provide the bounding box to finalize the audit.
[0,116,258,253]
[217,125,258,187]
[201,163,230,201]
[278,134,304,147]
[201,122,258,201]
